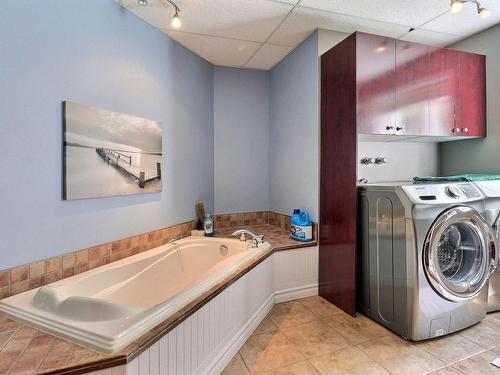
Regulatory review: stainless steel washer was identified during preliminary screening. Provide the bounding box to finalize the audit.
[473,180,500,312]
[358,182,497,340]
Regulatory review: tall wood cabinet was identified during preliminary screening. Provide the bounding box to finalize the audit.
[320,32,486,316]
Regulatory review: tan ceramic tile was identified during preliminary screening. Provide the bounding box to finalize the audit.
[46,257,61,273]
[62,253,76,269]
[76,249,89,264]
[0,316,21,333]
[357,335,446,375]
[46,270,61,284]
[281,319,350,358]
[222,353,250,375]
[324,313,391,345]
[428,367,465,374]
[0,337,32,373]
[76,262,89,274]
[38,339,75,371]
[63,267,75,278]
[452,350,500,374]
[8,334,55,374]
[29,260,46,278]
[10,265,28,284]
[89,255,110,270]
[0,270,9,288]
[252,317,278,336]
[67,344,101,366]
[10,280,29,295]
[261,360,320,375]
[299,296,346,319]
[0,286,9,299]
[240,331,305,373]
[268,301,318,329]
[308,346,390,375]
[29,275,45,289]
[0,331,14,349]
[13,326,38,339]
[88,244,111,260]
[459,318,500,349]
[416,333,485,364]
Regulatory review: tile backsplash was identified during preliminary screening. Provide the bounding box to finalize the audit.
[0,211,298,299]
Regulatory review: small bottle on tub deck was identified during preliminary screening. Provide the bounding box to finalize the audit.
[204,214,214,237]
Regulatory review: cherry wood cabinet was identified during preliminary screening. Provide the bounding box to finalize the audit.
[357,34,396,135]
[395,40,431,136]
[320,32,486,316]
[354,32,485,138]
[428,47,460,136]
[458,51,486,137]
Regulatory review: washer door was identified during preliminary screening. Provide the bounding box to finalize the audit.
[423,206,497,302]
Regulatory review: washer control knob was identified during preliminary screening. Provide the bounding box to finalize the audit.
[375,157,388,164]
[445,186,461,199]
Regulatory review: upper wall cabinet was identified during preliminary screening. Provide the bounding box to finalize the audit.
[355,32,486,139]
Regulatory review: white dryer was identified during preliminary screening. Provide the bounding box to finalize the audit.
[358,181,497,340]
[473,180,500,312]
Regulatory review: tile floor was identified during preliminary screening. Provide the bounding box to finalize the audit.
[222,296,500,375]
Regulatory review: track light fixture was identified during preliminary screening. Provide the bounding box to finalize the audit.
[450,0,492,18]
[136,0,182,28]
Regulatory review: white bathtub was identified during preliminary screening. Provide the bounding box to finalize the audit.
[0,237,271,353]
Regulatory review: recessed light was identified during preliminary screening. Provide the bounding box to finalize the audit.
[479,7,492,18]
[450,0,464,13]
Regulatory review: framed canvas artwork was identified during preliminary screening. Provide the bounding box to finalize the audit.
[63,101,162,200]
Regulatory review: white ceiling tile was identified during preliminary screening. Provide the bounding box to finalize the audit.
[269,6,411,46]
[119,0,294,43]
[245,44,293,69]
[421,0,500,36]
[398,29,461,47]
[166,31,261,66]
[300,0,450,27]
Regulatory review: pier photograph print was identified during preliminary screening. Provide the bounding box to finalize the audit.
[63,101,162,200]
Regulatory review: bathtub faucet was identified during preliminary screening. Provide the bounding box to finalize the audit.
[231,230,264,248]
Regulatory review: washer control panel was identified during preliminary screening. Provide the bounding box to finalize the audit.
[402,183,483,204]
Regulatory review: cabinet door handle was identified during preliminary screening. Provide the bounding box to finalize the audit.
[462,128,469,133]
[386,126,394,131]
[396,126,403,131]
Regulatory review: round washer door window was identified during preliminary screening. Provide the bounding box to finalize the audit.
[424,206,496,301]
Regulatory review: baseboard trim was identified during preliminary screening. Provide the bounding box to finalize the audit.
[274,284,318,303]
[205,293,275,375]
[205,284,319,374]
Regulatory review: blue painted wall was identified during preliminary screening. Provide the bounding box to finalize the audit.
[0,0,214,268]
[269,32,319,221]
[213,67,270,214]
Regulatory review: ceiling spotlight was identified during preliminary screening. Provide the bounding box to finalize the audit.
[450,0,464,13]
[171,8,182,28]
[137,0,148,6]
[450,0,492,18]
[478,7,492,18]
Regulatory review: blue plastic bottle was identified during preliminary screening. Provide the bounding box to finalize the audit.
[290,209,313,242]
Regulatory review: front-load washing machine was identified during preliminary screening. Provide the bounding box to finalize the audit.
[473,180,500,312]
[358,181,497,340]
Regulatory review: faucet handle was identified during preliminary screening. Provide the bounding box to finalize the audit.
[239,233,247,242]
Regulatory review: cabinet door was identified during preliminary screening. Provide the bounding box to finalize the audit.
[428,48,460,136]
[458,52,486,137]
[356,33,396,135]
[395,41,430,135]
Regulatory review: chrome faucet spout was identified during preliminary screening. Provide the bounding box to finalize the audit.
[231,229,265,248]
[231,229,258,239]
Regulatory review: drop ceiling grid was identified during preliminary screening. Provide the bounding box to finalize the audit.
[118,0,500,70]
